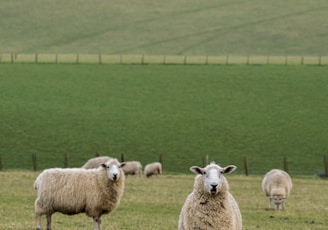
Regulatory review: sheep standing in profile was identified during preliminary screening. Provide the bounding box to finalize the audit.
[121,161,142,176]
[262,169,292,210]
[81,156,112,169]
[178,162,242,230]
[144,162,162,177]
[34,158,125,230]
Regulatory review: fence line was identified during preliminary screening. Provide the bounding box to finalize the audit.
[0,53,328,65]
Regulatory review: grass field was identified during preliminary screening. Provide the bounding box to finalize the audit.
[1,0,328,55]
[0,171,327,229]
[1,64,328,175]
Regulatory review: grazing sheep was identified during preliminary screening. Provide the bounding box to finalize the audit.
[144,162,162,177]
[178,162,242,230]
[262,169,292,210]
[34,158,125,230]
[82,156,112,169]
[121,161,142,176]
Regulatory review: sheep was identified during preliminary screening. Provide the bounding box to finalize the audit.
[81,156,112,169]
[34,158,126,230]
[121,161,143,176]
[262,169,293,210]
[144,162,162,177]
[178,162,242,230]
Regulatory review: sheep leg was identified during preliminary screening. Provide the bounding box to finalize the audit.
[46,214,52,230]
[35,214,42,230]
[93,216,102,230]
[268,197,272,209]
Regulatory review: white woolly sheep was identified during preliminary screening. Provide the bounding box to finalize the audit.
[34,158,125,230]
[121,161,142,176]
[262,169,292,210]
[144,162,162,177]
[81,156,112,169]
[178,162,242,230]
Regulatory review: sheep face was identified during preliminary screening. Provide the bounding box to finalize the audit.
[190,163,237,195]
[271,195,285,210]
[101,159,125,181]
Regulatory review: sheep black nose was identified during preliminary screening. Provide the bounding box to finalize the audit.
[211,184,218,189]
[113,174,117,180]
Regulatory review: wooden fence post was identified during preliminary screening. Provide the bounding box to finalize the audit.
[159,154,164,171]
[283,155,289,173]
[243,156,249,176]
[32,153,37,171]
[99,53,102,64]
[0,154,3,171]
[121,152,125,162]
[95,151,100,157]
[203,154,209,167]
[64,152,69,168]
[324,155,328,177]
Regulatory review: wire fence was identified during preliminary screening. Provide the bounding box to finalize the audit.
[1,53,328,65]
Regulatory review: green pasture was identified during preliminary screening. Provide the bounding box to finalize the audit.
[1,0,328,55]
[1,171,328,229]
[1,64,328,175]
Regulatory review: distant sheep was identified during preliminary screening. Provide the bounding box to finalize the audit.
[262,169,293,210]
[81,156,112,169]
[121,161,142,176]
[34,158,125,230]
[178,162,242,230]
[144,162,162,177]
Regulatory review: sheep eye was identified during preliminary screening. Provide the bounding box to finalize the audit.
[203,171,206,175]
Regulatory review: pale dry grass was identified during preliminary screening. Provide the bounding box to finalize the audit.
[0,171,327,229]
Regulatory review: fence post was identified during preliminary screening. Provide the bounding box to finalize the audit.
[0,154,3,171]
[32,153,37,171]
[121,152,125,162]
[324,155,328,177]
[159,154,164,171]
[243,156,249,176]
[283,155,289,173]
[64,152,69,168]
[95,151,100,157]
[203,154,209,167]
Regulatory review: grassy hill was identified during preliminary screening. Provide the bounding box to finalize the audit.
[1,0,328,55]
[1,64,328,175]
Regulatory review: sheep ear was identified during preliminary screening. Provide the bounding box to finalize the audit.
[101,163,107,168]
[190,166,203,175]
[120,162,126,168]
[223,165,237,174]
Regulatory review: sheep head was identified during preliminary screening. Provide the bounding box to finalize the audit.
[190,162,237,195]
[101,159,126,181]
[270,188,287,210]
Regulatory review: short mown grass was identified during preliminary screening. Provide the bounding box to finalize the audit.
[0,171,327,229]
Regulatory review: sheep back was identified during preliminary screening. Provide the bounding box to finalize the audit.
[122,161,142,176]
[82,156,112,169]
[144,162,162,177]
[34,166,125,218]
